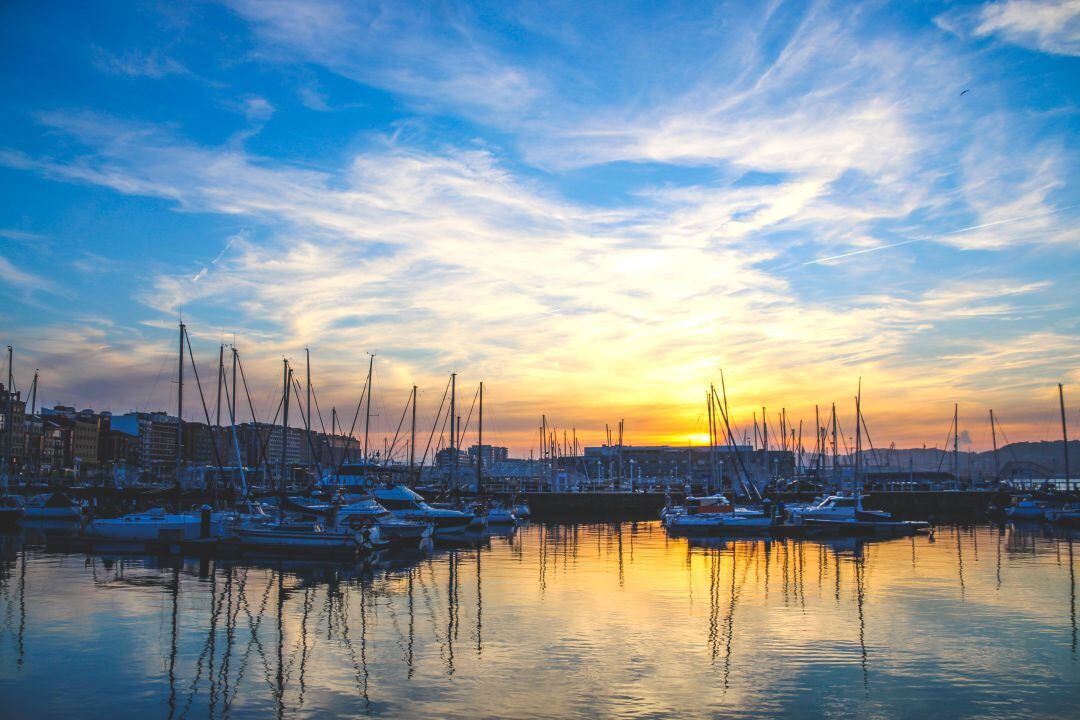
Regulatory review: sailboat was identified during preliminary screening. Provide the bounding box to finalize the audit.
[783,384,928,537]
[84,507,217,542]
[230,357,387,555]
[22,492,82,520]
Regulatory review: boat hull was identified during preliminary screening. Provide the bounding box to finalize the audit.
[666,514,773,535]
[230,526,374,555]
[23,506,82,520]
[83,517,211,542]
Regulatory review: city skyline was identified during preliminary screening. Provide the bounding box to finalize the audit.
[1,1,1078,454]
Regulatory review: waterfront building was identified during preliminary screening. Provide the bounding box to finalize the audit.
[468,444,509,466]
[0,382,27,478]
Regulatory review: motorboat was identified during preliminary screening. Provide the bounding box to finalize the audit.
[22,492,82,521]
[229,520,384,555]
[660,493,732,523]
[1004,499,1047,521]
[666,510,773,534]
[83,507,218,542]
[374,485,481,536]
[786,495,891,524]
[485,506,516,525]
[466,502,515,525]
[1045,505,1080,527]
[336,497,433,544]
[785,495,928,537]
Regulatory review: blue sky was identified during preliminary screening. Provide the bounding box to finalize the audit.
[0,0,1077,451]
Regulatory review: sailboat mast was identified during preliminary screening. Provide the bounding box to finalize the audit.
[854,382,862,494]
[831,402,838,491]
[230,345,238,422]
[306,348,311,436]
[953,403,959,488]
[280,359,290,505]
[176,323,185,485]
[1060,384,1071,492]
[990,409,1000,483]
[214,343,224,428]
[410,385,417,478]
[450,372,457,488]
[814,404,821,475]
[2,345,11,488]
[762,406,768,479]
[707,387,716,494]
[363,354,374,467]
[476,381,483,494]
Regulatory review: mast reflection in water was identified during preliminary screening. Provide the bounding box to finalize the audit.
[0,522,1077,718]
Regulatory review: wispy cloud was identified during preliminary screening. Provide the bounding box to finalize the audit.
[227,0,543,118]
[92,47,191,78]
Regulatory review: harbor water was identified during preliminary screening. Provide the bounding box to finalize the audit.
[0,521,1077,719]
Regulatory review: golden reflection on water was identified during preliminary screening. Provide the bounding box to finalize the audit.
[0,522,1077,719]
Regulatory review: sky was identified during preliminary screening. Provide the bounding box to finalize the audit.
[0,0,1078,457]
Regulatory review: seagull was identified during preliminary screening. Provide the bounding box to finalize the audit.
[960,89,970,96]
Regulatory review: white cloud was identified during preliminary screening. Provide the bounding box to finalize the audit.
[937,0,1080,56]
[975,0,1080,56]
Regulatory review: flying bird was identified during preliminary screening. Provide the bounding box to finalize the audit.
[960,89,970,96]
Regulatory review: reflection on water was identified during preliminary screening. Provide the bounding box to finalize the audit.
[0,522,1077,719]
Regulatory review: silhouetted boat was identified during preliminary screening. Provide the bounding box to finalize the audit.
[22,492,81,520]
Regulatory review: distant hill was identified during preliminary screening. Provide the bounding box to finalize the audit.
[853,440,1079,480]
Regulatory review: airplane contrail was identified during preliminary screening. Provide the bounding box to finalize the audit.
[802,204,1078,266]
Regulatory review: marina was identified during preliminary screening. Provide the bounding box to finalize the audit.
[2,2,1079,716]
[1,519,1077,719]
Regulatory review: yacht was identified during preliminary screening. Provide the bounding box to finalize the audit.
[785,495,928,536]
[83,508,217,542]
[786,495,890,523]
[666,509,773,534]
[663,494,772,534]
[1045,505,1080,527]
[374,485,482,535]
[1004,499,1047,521]
[230,520,384,554]
[337,496,434,544]
[661,493,732,523]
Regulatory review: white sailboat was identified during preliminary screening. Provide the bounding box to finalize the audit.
[83,507,217,542]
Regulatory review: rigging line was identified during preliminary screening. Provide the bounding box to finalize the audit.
[420,376,452,469]
[802,203,1080,266]
[144,349,171,412]
[291,374,324,482]
[332,371,370,475]
[383,389,413,467]
[306,380,340,469]
[253,395,284,479]
[433,400,453,466]
[935,413,955,475]
[183,328,224,471]
[458,385,480,448]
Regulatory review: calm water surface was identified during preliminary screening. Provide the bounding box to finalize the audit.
[0,521,1077,719]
